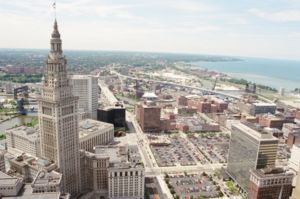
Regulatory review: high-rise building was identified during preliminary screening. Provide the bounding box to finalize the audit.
[227,122,278,193]
[71,75,98,120]
[292,165,300,199]
[248,168,293,199]
[135,102,161,133]
[37,19,81,196]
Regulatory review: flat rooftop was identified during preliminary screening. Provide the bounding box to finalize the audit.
[79,119,113,139]
[253,102,277,106]
[95,146,122,163]
[251,167,293,178]
[233,122,278,141]
[101,106,125,111]
[71,74,96,79]
[6,126,39,140]
[5,184,62,199]
[0,171,23,186]
[33,170,61,186]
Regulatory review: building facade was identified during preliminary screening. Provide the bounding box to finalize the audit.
[0,171,23,197]
[97,107,126,128]
[80,145,145,199]
[227,122,278,193]
[79,119,114,152]
[0,150,5,172]
[292,165,300,199]
[248,168,293,199]
[71,75,98,120]
[136,102,161,133]
[6,126,41,157]
[37,20,81,196]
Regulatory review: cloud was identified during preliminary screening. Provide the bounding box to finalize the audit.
[249,8,300,22]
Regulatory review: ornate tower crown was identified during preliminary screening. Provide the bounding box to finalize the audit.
[50,19,62,54]
[52,19,61,39]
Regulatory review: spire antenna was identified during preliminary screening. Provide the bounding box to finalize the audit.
[52,0,57,19]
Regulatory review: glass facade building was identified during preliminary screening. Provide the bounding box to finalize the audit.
[227,123,278,193]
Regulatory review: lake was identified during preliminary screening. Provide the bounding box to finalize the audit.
[191,57,300,91]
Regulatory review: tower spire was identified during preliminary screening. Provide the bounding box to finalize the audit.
[51,19,60,39]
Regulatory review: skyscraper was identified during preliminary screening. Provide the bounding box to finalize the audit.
[227,122,278,193]
[38,19,81,196]
[71,75,98,120]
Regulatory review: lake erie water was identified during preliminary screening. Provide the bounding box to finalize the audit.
[192,57,300,91]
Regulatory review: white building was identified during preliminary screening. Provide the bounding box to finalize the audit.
[6,152,57,183]
[6,126,41,157]
[80,145,145,199]
[108,146,144,199]
[0,170,70,199]
[79,119,114,152]
[0,150,5,172]
[71,75,98,120]
[32,169,62,193]
[0,171,23,197]
[290,144,300,172]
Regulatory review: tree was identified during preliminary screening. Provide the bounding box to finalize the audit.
[145,192,150,199]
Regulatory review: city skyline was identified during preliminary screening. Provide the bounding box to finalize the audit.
[0,0,300,59]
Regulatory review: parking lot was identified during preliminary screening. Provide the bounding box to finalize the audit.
[150,133,230,167]
[188,133,229,163]
[150,136,198,167]
[165,173,221,198]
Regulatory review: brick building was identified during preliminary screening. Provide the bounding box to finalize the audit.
[136,102,161,133]
[258,114,285,129]
[248,168,293,199]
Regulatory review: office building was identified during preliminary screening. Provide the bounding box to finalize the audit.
[37,19,81,196]
[71,75,98,120]
[251,103,277,115]
[287,132,300,148]
[136,102,161,132]
[6,126,41,157]
[292,165,300,199]
[0,150,5,172]
[248,168,293,199]
[6,152,57,182]
[227,122,278,192]
[80,145,145,199]
[31,169,62,193]
[258,114,285,129]
[176,96,188,106]
[0,171,23,197]
[97,107,126,128]
[79,119,114,152]
[289,144,300,172]
[0,170,69,199]
[237,102,277,116]
[282,123,300,138]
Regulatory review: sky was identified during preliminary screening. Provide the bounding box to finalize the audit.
[0,0,300,59]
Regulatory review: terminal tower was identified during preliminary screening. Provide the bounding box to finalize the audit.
[37,19,81,196]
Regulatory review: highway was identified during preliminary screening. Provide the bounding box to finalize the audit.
[111,70,242,100]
